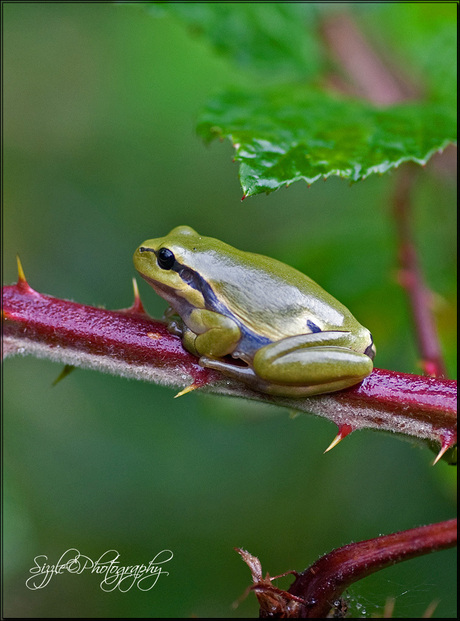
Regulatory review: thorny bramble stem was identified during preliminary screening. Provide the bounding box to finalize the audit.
[2,270,457,464]
[288,518,457,618]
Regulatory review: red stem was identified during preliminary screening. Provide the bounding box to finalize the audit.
[320,13,418,105]
[288,518,457,618]
[2,280,457,462]
[393,167,448,378]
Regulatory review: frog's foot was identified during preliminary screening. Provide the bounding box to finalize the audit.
[198,356,271,392]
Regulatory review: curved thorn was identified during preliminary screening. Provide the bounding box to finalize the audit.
[422,599,440,618]
[15,255,36,294]
[324,424,353,454]
[16,254,27,283]
[132,277,140,300]
[174,383,199,398]
[324,433,344,454]
[130,277,145,314]
[432,435,456,466]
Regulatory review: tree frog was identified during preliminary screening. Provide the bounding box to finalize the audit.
[133,226,375,397]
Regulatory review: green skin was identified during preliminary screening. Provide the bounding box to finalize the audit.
[133,226,375,397]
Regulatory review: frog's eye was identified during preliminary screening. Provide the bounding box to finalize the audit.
[157,247,176,270]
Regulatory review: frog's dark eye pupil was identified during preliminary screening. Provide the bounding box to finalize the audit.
[157,248,175,270]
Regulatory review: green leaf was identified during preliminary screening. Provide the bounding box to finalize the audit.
[197,87,456,197]
[144,1,323,82]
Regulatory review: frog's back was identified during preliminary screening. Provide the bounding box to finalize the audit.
[202,246,359,341]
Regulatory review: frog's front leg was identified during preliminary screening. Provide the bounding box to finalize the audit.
[182,308,241,358]
[163,305,184,337]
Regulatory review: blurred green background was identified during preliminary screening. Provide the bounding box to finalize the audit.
[3,3,456,618]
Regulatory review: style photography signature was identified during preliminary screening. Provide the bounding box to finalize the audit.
[26,548,173,592]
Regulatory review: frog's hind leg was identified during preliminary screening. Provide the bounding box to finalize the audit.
[200,331,374,397]
[255,345,372,391]
[252,331,373,396]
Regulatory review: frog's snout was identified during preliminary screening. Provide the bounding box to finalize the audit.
[138,246,155,254]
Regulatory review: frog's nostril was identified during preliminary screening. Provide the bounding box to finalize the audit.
[139,246,156,254]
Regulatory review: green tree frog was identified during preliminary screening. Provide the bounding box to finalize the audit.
[133,226,375,397]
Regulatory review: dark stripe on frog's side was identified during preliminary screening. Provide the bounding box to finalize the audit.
[306,319,321,333]
[140,246,245,323]
[364,334,375,360]
[141,248,333,355]
[171,255,273,352]
[139,247,228,315]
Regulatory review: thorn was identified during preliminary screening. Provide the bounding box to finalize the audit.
[130,278,145,314]
[382,596,395,619]
[16,255,36,294]
[16,254,27,283]
[324,423,353,453]
[52,364,75,386]
[117,279,148,315]
[422,599,439,618]
[432,434,456,466]
[324,433,344,454]
[241,194,247,201]
[174,383,199,398]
